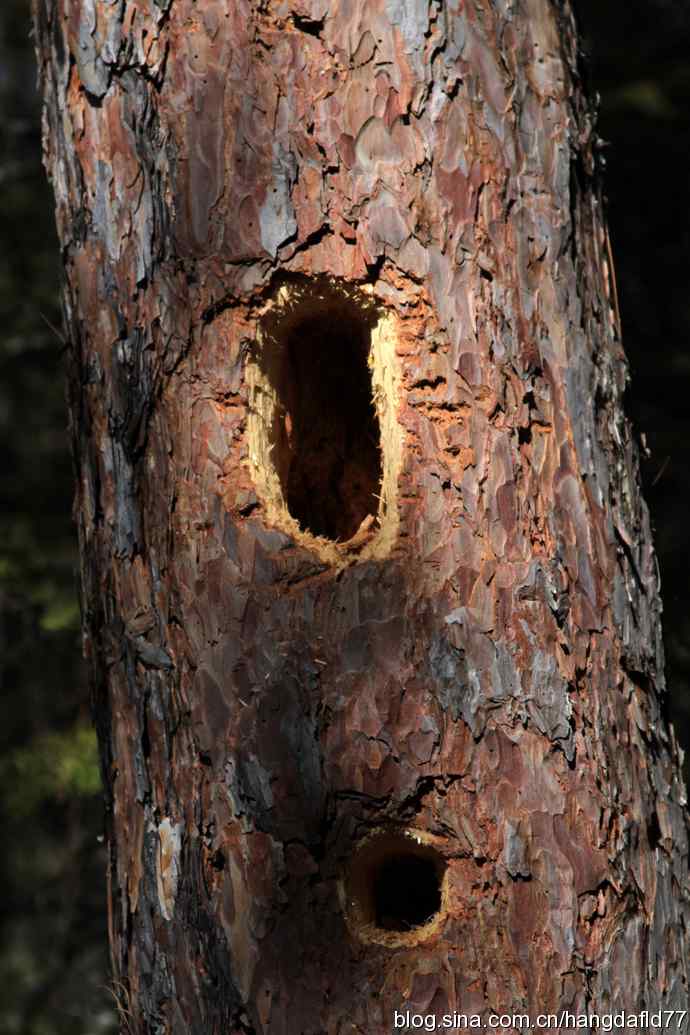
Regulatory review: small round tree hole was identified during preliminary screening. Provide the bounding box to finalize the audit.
[343,829,448,947]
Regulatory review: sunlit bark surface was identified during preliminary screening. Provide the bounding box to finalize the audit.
[34,1,689,1032]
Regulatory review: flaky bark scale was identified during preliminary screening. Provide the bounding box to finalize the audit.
[33,1,689,1032]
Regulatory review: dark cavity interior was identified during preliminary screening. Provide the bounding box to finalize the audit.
[346,832,446,938]
[372,853,442,931]
[274,306,382,542]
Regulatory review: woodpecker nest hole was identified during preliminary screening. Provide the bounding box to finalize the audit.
[246,279,402,564]
[343,829,448,948]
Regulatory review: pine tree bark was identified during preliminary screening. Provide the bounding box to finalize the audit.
[34,1,690,1033]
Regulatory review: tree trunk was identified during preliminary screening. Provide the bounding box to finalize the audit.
[33,1,690,1033]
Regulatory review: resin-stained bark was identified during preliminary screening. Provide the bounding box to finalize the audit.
[33,1,689,1033]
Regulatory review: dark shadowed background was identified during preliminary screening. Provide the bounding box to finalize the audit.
[1,1,688,1031]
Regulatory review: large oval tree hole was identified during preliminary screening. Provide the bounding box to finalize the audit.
[247,279,402,559]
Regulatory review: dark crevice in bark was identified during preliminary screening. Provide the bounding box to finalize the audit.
[647,809,662,851]
[291,13,325,38]
[82,86,107,108]
[364,252,385,281]
[283,221,333,260]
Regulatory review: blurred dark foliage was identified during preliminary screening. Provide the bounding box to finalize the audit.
[577,0,690,762]
[0,2,114,1032]
[0,1,688,1032]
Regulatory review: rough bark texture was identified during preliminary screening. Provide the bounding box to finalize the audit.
[34,1,689,1033]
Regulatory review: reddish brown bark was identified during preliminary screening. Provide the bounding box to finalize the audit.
[34,1,689,1033]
